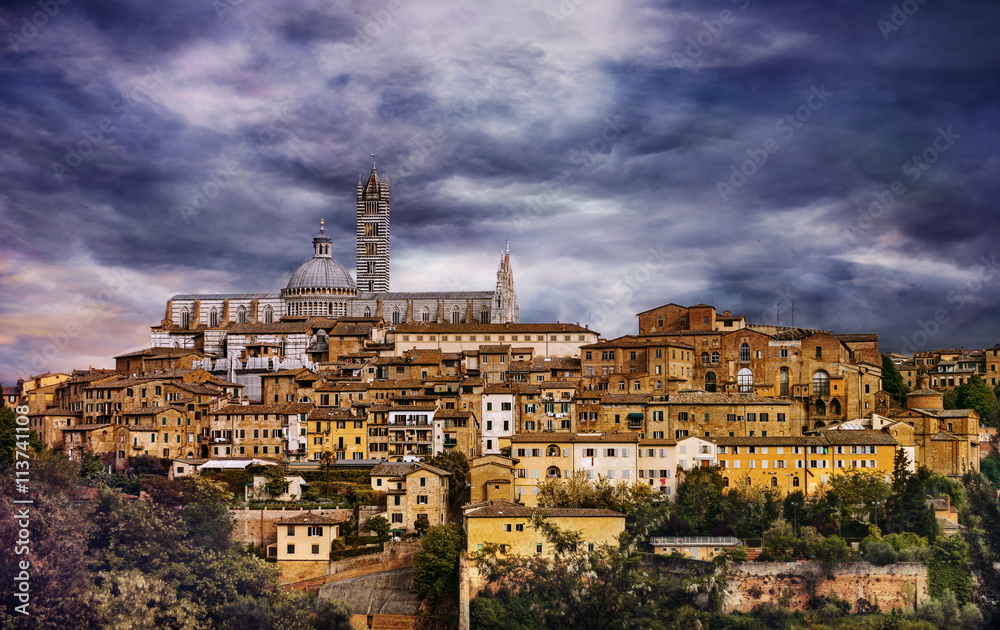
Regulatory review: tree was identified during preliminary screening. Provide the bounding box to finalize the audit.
[955,375,999,426]
[262,465,290,498]
[131,453,167,476]
[0,406,45,465]
[882,355,909,408]
[673,465,727,535]
[423,450,470,506]
[367,514,390,539]
[414,513,430,536]
[412,523,465,608]
[827,468,891,527]
[961,468,1000,625]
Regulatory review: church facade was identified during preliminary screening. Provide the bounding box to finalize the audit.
[151,165,518,358]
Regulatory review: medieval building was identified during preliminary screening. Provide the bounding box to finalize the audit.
[152,164,519,358]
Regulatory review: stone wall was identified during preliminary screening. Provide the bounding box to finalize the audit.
[231,508,351,546]
[722,562,928,613]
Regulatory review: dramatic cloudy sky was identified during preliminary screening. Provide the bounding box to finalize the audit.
[1,0,998,383]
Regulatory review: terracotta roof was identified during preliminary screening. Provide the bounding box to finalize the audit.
[639,438,678,446]
[369,462,451,478]
[600,394,649,404]
[214,403,313,415]
[28,408,81,416]
[308,407,352,420]
[479,345,511,353]
[712,436,827,446]
[114,347,205,359]
[125,406,181,415]
[394,322,595,334]
[510,432,640,444]
[464,499,623,519]
[434,410,473,419]
[667,391,786,405]
[833,333,880,342]
[819,430,898,445]
[277,512,344,525]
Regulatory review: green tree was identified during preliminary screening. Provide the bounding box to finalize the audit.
[673,465,726,535]
[423,450,470,505]
[131,453,167,476]
[412,523,465,609]
[0,406,45,465]
[955,375,999,426]
[367,514,390,538]
[882,355,909,407]
[414,513,430,536]
[262,465,290,498]
[827,468,891,527]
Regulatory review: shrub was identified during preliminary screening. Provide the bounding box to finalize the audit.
[865,541,899,566]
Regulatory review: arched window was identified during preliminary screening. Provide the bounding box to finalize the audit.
[779,367,789,396]
[363,306,372,317]
[815,399,826,416]
[770,476,778,488]
[737,368,753,393]
[263,305,273,324]
[704,372,717,393]
[546,466,561,478]
[422,306,430,322]
[391,307,400,325]
[236,305,248,324]
[701,352,710,366]
[792,476,800,487]
[740,343,751,363]
[451,306,460,324]
[180,307,190,328]
[711,351,719,364]
[547,445,560,457]
[480,306,490,324]
[722,477,730,488]
[209,308,219,327]
[812,370,830,397]
[830,399,841,415]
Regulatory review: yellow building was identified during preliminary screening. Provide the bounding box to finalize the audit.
[271,512,343,560]
[308,407,366,461]
[463,499,625,558]
[713,430,899,495]
[370,461,451,531]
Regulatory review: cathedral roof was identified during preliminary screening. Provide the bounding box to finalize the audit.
[286,256,356,292]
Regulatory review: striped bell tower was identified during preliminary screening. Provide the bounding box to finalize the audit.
[356,157,390,293]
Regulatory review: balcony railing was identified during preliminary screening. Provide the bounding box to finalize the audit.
[649,536,739,546]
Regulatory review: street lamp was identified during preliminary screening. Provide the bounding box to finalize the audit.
[791,502,799,536]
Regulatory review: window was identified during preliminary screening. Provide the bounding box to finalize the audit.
[287,545,295,554]
[737,368,753,393]
[813,370,830,397]
[780,348,788,358]
[815,346,822,359]
[308,526,323,536]
[516,523,524,532]
[417,495,428,504]
[740,343,750,363]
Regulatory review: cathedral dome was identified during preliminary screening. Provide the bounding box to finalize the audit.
[282,219,357,296]
[285,257,356,292]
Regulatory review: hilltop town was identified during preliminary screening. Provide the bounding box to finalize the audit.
[4,166,999,630]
